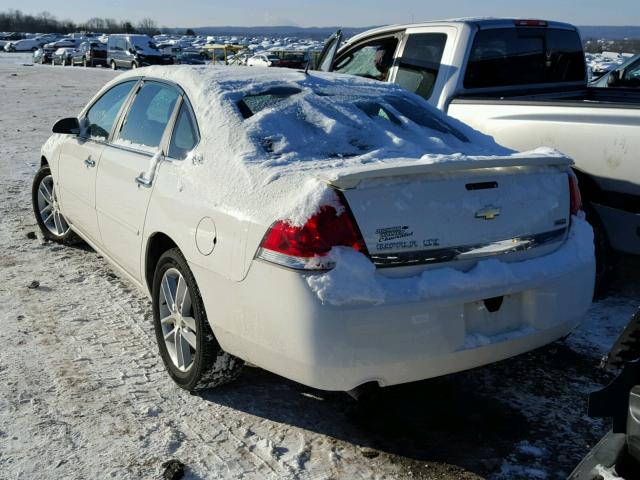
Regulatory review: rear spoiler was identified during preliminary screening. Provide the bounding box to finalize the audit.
[317,155,573,189]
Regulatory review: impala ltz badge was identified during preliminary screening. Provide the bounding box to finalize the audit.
[475,205,502,220]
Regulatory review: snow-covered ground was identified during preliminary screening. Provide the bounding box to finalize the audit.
[0,52,638,479]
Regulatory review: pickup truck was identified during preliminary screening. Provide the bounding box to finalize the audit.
[316,18,640,294]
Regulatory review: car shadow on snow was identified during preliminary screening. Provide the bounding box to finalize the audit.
[196,353,562,477]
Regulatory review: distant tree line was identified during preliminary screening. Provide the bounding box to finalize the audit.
[0,9,197,36]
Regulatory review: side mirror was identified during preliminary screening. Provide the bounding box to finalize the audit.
[607,69,622,87]
[52,117,80,135]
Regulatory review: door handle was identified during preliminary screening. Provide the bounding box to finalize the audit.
[84,158,96,168]
[135,174,152,188]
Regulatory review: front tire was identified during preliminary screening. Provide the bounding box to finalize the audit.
[32,166,78,244]
[152,248,243,391]
[110,60,117,70]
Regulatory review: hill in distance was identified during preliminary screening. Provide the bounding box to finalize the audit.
[181,24,640,41]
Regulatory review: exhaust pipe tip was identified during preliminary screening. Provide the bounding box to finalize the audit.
[346,381,381,401]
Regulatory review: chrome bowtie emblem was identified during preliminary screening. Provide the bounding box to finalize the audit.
[475,205,501,220]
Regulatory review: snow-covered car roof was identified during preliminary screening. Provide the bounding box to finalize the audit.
[75,66,560,226]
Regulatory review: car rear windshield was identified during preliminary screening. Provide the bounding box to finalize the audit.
[237,86,473,160]
[464,27,586,89]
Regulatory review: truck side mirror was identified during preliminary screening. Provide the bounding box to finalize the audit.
[607,69,622,87]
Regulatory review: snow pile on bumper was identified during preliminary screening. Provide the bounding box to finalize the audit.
[307,215,594,306]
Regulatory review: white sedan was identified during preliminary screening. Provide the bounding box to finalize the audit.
[246,53,281,67]
[34,66,595,392]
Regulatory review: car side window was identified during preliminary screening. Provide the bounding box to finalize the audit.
[85,81,136,140]
[168,100,199,160]
[116,82,180,152]
[333,37,399,81]
[395,33,447,100]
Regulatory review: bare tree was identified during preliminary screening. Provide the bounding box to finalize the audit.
[137,17,157,35]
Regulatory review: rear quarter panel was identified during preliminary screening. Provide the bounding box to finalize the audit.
[141,159,255,295]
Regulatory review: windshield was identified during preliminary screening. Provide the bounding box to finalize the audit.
[237,85,481,162]
[131,37,159,52]
[464,27,586,88]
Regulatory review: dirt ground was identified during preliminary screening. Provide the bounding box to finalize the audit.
[0,54,638,480]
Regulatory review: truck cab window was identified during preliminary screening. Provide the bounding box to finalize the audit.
[464,28,585,89]
[395,33,447,99]
[334,38,399,81]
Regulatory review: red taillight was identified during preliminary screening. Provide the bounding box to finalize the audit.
[258,204,366,269]
[568,173,582,216]
[514,19,548,27]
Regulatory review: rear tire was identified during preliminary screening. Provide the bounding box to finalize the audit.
[110,60,117,70]
[152,248,243,391]
[32,166,79,244]
[584,202,614,300]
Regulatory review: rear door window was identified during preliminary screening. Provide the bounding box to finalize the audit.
[464,27,586,88]
[395,33,447,99]
[85,81,137,140]
[116,82,180,152]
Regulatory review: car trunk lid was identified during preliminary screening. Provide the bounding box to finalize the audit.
[319,155,573,269]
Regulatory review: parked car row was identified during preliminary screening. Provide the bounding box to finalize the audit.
[33,41,107,67]
[28,35,313,71]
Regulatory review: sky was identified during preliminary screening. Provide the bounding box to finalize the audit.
[4,0,640,27]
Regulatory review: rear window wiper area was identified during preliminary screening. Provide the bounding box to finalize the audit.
[237,87,302,119]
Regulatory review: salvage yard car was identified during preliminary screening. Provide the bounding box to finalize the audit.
[317,18,640,295]
[107,34,173,70]
[51,47,76,66]
[33,67,595,392]
[71,41,108,68]
[247,54,281,67]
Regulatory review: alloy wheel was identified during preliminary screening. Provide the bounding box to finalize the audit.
[159,268,197,372]
[36,174,69,236]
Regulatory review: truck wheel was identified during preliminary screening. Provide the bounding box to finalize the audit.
[32,166,79,244]
[152,248,244,391]
[584,203,614,300]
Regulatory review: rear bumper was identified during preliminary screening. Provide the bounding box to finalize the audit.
[192,238,595,391]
